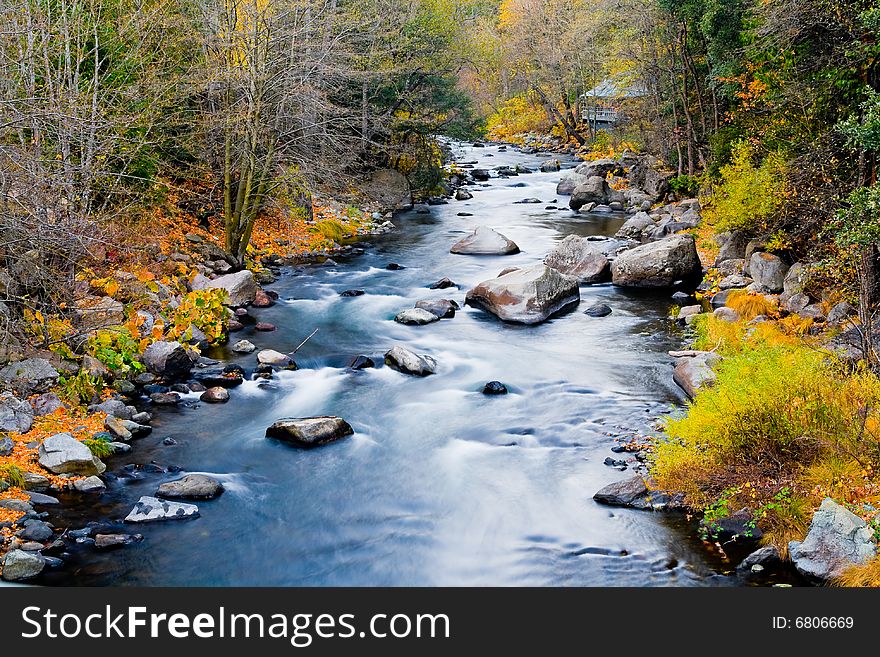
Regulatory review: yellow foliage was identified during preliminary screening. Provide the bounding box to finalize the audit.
[835,559,880,587]
[486,95,550,142]
[725,289,778,320]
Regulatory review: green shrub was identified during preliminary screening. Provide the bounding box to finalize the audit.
[84,435,114,458]
[703,140,787,232]
[0,464,25,488]
[314,219,350,243]
[87,327,144,374]
[58,369,103,405]
[668,174,701,198]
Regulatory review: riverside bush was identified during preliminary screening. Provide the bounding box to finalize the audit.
[703,140,787,233]
[653,322,880,552]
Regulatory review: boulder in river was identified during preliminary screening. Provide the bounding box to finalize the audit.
[143,341,193,379]
[584,303,612,317]
[611,234,702,288]
[465,264,580,325]
[231,339,256,353]
[384,345,437,376]
[543,235,611,284]
[157,474,224,500]
[0,393,33,433]
[428,277,457,290]
[415,299,457,319]
[569,176,610,211]
[38,432,104,476]
[455,188,473,201]
[257,349,295,367]
[789,497,876,582]
[394,308,440,325]
[482,381,508,395]
[349,355,376,370]
[125,496,200,523]
[340,289,365,297]
[450,226,520,255]
[266,416,354,448]
[593,476,686,511]
[200,387,230,403]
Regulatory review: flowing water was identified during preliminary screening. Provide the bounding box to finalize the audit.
[44,142,743,586]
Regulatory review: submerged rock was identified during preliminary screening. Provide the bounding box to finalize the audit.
[482,381,508,395]
[465,264,579,324]
[428,277,457,290]
[266,416,354,448]
[450,226,520,255]
[95,533,144,549]
[349,355,376,370]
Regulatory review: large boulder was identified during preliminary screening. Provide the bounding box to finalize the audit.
[672,352,721,398]
[0,358,59,394]
[157,474,224,500]
[611,234,702,288]
[556,172,589,196]
[574,158,618,179]
[749,252,789,293]
[614,212,654,239]
[38,432,103,475]
[196,270,258,307]
[450,226,519,255]
[789,498,876,582]
[628,157,672,200]
[465,264,580,324]
[0,394,33,433]
[266,416,354,448]
[125,496,200,523]
[1,549,44,581]
[142,341,193,379]
[569,176,610,211]
[543,235,611,284]
[384,345,437,376]
[593,476,686,511]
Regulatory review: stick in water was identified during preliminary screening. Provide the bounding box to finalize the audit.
[290,328,319,355]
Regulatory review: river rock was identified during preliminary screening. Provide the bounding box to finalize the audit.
[584,303,612,317]
[428,277,456,290]
[200,387,230,403]
[556,172,589,195]
[73,476,106,493]
[252,289,274,308]
[192,367,246,387]
[539,159,560,172]
[788,498,876,582]
[0,358,59,394]
[266,416,354,448]
[611,234,702,288]
[19,519,53,542]
[340,289,365,297]
[455,188,473,201]
[543,235,611,284]
[125,496,200,523]
[394,308,441,325]
[0,394,33,433]
[672,351,720,398]
[95,533,143,549]
[257,349,294,367]
[482,381,508,395]
[2,549,44,581]
[143,341,193,379]
[349,355,375,370]
[231,339,257,353]
[569,176,610,211]
[157,474,224,500]
[31,392,62,417]
[27,491,59,505]
[593,476,685,511]
[255,322,276,331]
[0,436,12,456]
[384,345,437,376]
[415,299,457,319]
[150,392,180,405]
[700,508,763,543]
[737,546,782,572]
[197,270,257,307]
[38,433,103,475]
[749,252,789,293]
[92,398,135,420]
[450,226,519,255]
[465,264,580,325]
[614,212,654,239]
